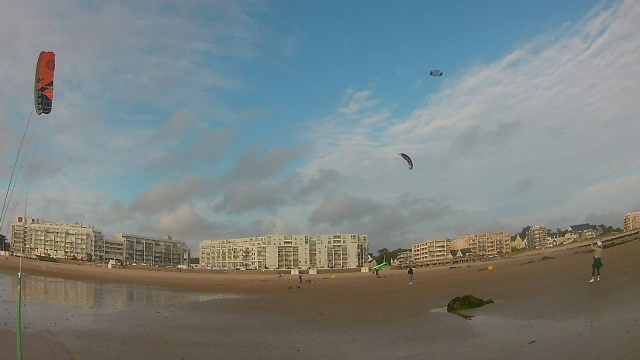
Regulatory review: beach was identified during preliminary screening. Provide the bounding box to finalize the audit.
[1,235,639,359]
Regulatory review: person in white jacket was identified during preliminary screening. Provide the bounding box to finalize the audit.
[589,239,603,283]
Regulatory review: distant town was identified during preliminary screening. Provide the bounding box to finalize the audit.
[2,212,639,272]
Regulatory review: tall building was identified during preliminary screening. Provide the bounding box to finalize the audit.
[199,233,368,270]
[412,239,448,266]
[10,216,104,260]
[624,212,640,232]
[527,225,548,248]
[453,231,511,256]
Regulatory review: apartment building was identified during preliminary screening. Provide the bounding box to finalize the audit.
[10,216,104,260]
[93,238,125,262]
[412,238,448,266]
[113,234,189,267]
[313,234,368,269]
[624,212,640,232]
[526,225,548,248]
[199,233,369,270]
[453,231,511,256]
[394,250,413,267]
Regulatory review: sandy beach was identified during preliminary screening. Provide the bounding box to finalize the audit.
[1,234,639,359]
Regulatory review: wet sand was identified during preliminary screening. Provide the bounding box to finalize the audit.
[1,235,639,359]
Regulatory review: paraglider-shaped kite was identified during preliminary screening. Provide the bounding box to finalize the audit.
[34,51,55,115]
[399,153,413,170]
[430,70,443,77]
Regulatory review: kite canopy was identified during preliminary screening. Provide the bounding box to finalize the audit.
[399,153,413,170]
[430,70,443,76]
[34,51,55,115]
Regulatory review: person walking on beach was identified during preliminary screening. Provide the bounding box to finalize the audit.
[408,267,414,285]
[589,239,603,283]
[299,273,303,283]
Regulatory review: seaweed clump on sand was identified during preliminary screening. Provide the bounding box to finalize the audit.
[447,294,494,314]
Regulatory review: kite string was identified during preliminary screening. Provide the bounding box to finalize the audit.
[5,116,40,236]
[23,117,42,223]
[0,108,33,233]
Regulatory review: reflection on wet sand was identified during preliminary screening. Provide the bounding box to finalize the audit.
[4,272,240,312]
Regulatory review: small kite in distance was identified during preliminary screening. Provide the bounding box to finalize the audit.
[430,70,443,76]
[399,153,413,170]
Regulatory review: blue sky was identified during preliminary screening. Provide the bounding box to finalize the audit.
[1,0,639,252]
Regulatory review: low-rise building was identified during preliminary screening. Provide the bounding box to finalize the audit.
[449,249,473,260]
[511,234,525,249]
[568,223,596,241]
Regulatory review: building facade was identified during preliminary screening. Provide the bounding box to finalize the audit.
[567,224,596,242]
[10,216,104,260]
[624,212,640,232]
[526,226,548,248]
[199,233,369,270]
[412,239,449,266]
[111,234,189,267]
[394,250,413,267]
[511,234,525,249]
[454,231,512,256]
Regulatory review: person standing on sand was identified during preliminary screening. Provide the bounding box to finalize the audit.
[299,273,303,283]
[408,267,414,285]
[589,239,603,283]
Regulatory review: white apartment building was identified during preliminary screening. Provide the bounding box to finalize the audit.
[113,234,189,267]
[412,239,448,266]
[200,233,369,270]
[93,238,125,262]
[10,216,104,260]
[624,212,640,232]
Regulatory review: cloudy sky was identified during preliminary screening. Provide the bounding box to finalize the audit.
[1,0,639,252]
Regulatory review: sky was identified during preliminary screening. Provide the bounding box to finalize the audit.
[1,0,639,253]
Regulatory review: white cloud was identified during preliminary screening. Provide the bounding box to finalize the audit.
[130,177,210,216]
[2,0,640,253]
[297,0,640,247]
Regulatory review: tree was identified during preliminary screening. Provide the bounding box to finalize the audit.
[518,226,531,241]
[375,248,390,264]
[374,247,411,265]
[0,233,7,251]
